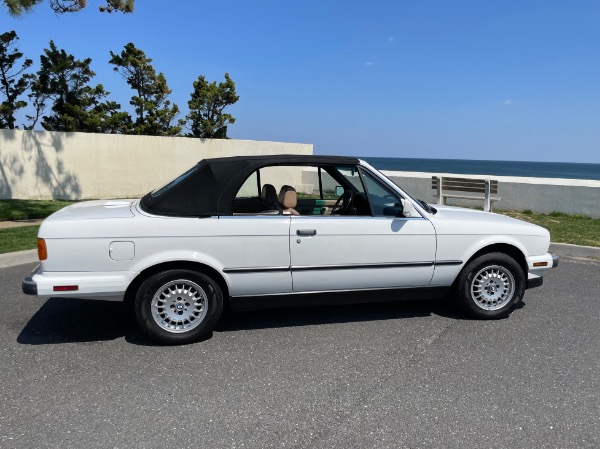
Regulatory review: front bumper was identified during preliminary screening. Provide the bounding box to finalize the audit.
[525,253,559,290]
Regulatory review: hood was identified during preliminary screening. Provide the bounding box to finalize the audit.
[46,200,135,222]
[432,205,520,223]
[430,205,550,236]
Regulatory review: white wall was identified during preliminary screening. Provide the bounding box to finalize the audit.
[382,170,600,218]
[0,130,313,200]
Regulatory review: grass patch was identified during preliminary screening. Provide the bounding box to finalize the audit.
[0,199,75,221]
[499,210,600,247]
[0,225,39,254]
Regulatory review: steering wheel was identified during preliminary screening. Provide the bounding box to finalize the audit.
[331,190,354,215]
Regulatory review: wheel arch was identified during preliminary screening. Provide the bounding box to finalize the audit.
[463,243,528,278]
[124,261,230,308]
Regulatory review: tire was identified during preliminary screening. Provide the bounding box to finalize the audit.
[455,252,525,319]
[134,269,223,345]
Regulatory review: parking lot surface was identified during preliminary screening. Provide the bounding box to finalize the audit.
[1,257,599,448]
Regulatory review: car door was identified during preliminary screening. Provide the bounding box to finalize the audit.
[289,168,436,293]
[214,215,292,296]
[216,170,293,297]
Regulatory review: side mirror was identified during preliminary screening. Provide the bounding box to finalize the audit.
[383,202,405,217]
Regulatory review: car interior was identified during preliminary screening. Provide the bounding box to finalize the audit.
[231,163,411,218]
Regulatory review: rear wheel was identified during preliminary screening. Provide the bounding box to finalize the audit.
[456,252,525,319]
[135,269,223,345]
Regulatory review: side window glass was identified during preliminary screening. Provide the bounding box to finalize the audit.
[319,169,341,199]
[361,170,405,217]
[232,165,307,215]
[235,171,259,199]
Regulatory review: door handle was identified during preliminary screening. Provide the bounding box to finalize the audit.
[296,229,317,236]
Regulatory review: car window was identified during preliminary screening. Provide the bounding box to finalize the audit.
[236,171,259,198]
[232,164,371,216]
[360,169,405,217]
[318,169,341,199]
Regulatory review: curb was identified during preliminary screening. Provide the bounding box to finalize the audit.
[0,249,37,269]
[1,243,598,270]
[549,242,600,259]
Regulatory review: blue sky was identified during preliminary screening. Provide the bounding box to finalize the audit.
[4,0,600,163]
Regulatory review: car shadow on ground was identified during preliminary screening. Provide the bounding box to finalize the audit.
[17,297,143,346]
[215,297,462,333]
[17,295,514,346]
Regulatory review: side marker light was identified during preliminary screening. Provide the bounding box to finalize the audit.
[37,238,47,261]
[53,285,79,292]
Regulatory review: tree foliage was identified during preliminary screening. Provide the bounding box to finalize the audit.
[2,0,133,16]
[186,73,239,139]
[0,30,32,129]
[0,35,240,138]
[109,42,181,136]
[28,40,129,132]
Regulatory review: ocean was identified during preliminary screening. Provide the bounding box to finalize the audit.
[362,157,600,181]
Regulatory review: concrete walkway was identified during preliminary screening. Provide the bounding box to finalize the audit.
[0,219,43,229]
[0,249,37,269]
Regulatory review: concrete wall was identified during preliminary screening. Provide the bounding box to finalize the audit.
[1,129,597,217]
[0,130,313,200]
[381,170,600,218]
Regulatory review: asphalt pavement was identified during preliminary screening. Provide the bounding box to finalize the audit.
[0,257,599,449]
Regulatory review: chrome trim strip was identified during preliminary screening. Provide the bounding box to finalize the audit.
[224,260,462,274]
[223,266,290,274]
[292,261,434,271]
[434,260,463,266]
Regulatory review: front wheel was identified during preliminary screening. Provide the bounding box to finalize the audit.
[135,269,223,345]
[455,252,525,319]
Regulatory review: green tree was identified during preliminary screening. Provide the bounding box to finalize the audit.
[28,40,129,132]
[3,0,133,16]
[109,42,182,136]
[0,31,32,129]
[186,73,239,139]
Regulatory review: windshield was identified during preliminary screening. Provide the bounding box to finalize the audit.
[375,170,437,214]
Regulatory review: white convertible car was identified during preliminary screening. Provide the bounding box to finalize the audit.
[23,155,558,344]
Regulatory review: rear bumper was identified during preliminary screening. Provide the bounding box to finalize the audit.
[21,265,135,301]
[22,265,39,295]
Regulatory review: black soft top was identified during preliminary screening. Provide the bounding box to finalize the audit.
[140,154,361,217]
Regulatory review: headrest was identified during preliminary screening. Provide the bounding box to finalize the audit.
[278,185,297,209]
[261,184,277,204]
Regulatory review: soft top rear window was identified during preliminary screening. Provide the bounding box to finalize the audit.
[151,165,199,198]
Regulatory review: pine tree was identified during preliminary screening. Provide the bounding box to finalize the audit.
[3,0,134,16]
[186,73,239,139]
[0,31,32,129]
[28,41,129,133]
[109,42,182,136]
